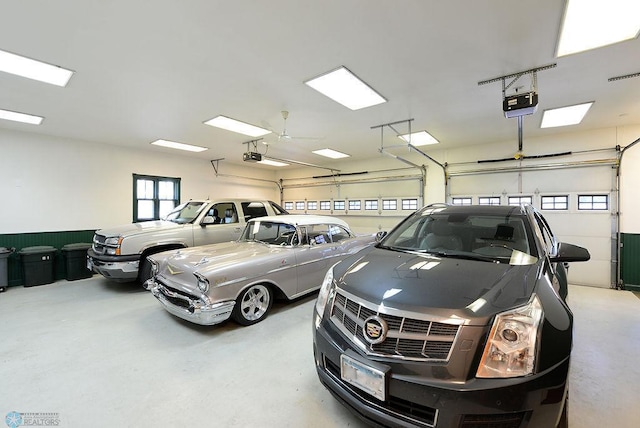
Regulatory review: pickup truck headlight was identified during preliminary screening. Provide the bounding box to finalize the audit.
[194,272,209,293]
[104,237,123,255]
[315,265,336,323]
[477,294,543,378]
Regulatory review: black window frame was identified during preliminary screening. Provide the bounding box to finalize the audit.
[133,174,180,222]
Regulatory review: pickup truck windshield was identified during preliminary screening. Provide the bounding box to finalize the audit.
[163,202,206,224]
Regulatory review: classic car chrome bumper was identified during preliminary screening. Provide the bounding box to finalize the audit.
[148,279,235,326]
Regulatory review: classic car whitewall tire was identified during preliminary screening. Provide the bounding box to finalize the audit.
[231,284,273,326]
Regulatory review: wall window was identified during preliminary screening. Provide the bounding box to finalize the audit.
[334,200,345,210]
[307,201,317,210]
[365,200,378,210]
[452,197,472,205]
[478,197,501,206]
[508,196,533,206]
[402,198,419,210]
[578,194,609,210]
[382,199,397,210]
[295,201,305,210]
[320,201,331,210]
[133,174,180,222]
[284,202,294,211]
[348,200,361,210]
[541,195,569,210]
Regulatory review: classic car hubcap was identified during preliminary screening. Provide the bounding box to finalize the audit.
[240,285,270,320]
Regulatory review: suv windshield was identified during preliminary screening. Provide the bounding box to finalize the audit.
[163,201,206,224]
[381,208,538,265]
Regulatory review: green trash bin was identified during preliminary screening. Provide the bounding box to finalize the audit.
[62,243,93,280]
[19,246,57,287]
[0,247,13,292]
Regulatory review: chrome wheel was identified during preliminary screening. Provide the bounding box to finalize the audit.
[232,284,273,325]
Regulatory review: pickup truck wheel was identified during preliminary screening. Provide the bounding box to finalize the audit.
[231,284,273,326]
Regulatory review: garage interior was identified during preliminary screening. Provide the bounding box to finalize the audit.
[1,1,640,427]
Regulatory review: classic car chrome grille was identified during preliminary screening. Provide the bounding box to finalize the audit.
[330,291,459,362]
[156,278,199,309]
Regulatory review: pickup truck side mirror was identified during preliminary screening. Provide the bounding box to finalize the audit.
[201,216,216,226]
[550,242,591,263]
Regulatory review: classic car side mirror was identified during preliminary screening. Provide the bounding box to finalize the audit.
[550,242,591,263]
[376,231,387,242]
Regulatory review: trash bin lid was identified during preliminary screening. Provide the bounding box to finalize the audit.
[0,247,13,255]
[19,245,57,255]
[62,243,92,251]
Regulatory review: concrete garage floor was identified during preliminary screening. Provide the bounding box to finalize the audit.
[1,279,639,428]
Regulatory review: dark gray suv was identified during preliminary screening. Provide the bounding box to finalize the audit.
[313,204,590,428]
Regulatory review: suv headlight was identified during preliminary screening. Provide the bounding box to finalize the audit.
[477,294,543,378]
[315,265,336,321]
[194,272,210,293]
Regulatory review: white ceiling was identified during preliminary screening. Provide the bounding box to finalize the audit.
[1,0,639,168]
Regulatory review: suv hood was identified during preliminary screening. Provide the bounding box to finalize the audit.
[97,220,182,237]
[334,247,540,324]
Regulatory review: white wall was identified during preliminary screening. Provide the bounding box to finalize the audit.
[0,129,280,234]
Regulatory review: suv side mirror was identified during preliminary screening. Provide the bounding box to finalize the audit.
[376,231,387,242]
[550,242,591,263]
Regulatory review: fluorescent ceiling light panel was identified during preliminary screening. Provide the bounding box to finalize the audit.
[150,139,208,152]
[304,66,386,110]
[557,0,640,56]
[258,159,289,167]
[399,131,439,146]
[0,108,44,125]
[312,148,350,159]
[540,102,593,128]
[204,115,271,137]
[0,49,74,87]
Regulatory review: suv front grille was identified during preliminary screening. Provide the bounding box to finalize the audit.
[330,291,459,361]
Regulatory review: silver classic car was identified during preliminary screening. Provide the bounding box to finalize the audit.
[145,215,378,326]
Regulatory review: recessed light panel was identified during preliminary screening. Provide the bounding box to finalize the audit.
[540,102,593,128]
[557,0,640,56]
[204,115,271,137]
[151,139,208,152]
[312,148,350,159]
[258,159,289,167]
[305,66,386,110]
[398,131,440,146]
[0,108,43,125]
[0,49,74,87]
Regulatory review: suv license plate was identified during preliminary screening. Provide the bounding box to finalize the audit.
[340,354,386,401]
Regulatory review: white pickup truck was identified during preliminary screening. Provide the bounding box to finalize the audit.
[87,199,288,283]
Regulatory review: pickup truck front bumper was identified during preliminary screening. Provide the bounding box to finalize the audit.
[87,249,140,282]
[148,278,235,325]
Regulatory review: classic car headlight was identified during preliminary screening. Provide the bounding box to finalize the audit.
[104,236,123,255]
[315,265,336,320]
[194,272,209,293]
[477,294,543,378]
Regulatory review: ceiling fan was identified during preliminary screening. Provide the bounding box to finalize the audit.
[265,110,322,144]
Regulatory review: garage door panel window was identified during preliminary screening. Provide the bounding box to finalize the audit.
[479,197,501,206]
[508,196,533,206]
[578,195,609,211]
[452,197,472,205]
[541,195,569,211]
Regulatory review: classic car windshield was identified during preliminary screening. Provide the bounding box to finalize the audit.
[163,201,207,224]
[240,221,298,245]
[381,210,538,265]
